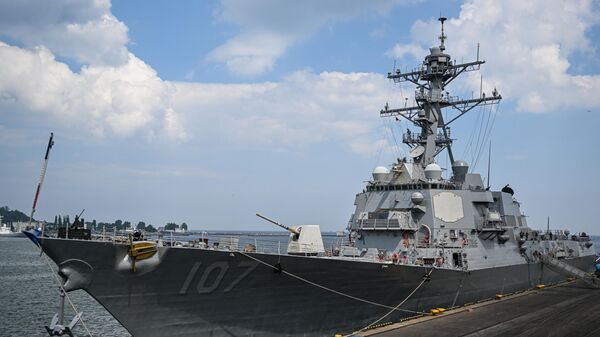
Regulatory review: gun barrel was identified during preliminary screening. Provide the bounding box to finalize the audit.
[255,213,300,235]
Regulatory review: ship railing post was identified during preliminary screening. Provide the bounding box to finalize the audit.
[254,238,258,253]
[278,241,281,255]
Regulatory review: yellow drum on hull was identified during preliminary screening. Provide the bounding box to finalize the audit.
[129,241,158,272]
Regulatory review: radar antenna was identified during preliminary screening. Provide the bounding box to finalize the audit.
[381,17,501,168]
[438,16,447,51]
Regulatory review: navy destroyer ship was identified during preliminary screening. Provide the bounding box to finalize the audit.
[28,18,596,337]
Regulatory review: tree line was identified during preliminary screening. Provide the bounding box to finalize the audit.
[0,206,34,223]
[49,217,189,233]
[1,206,190,232]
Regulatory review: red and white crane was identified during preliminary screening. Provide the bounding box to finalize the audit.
[28,132,54,229]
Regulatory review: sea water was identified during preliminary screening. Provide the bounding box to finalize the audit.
[0,236,130,337]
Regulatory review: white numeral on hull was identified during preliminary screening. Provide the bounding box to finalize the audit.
[179,261,258,295]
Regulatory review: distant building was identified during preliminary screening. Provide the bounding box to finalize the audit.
[11,221,42,231]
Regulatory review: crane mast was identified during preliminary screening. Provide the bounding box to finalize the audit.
[29,132,54,228]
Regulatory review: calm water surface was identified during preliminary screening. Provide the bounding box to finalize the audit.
[0,237,130,337]
[1,235,599,337]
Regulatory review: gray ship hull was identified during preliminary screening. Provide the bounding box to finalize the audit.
[40,238,595,337]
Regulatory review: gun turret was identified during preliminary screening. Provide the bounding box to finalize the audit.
[255,213,300,235]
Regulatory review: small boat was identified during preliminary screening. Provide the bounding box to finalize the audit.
[0,217,24,237]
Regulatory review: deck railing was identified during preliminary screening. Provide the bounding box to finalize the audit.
[358,219,418,231]
[88,231,341,256]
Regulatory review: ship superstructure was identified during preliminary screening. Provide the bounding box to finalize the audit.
[344,18,594,273]
[28,18,596,337]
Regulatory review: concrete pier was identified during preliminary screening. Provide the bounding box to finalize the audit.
[363,280,600,337]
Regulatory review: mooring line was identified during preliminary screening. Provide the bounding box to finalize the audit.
[358,267,434,332]
[238,251,430,316]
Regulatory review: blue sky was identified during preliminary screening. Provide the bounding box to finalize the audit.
[0,0,599,233]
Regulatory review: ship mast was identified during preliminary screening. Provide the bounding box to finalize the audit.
[381,17,501,168]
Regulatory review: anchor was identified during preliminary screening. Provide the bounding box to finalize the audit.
[44,287,83,336]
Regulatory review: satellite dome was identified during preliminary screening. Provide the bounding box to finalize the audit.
[373,166,389,174]
[372,166,389,182]
[424,163,442,181]
[411,192,424,205]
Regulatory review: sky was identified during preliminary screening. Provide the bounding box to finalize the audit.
[0,0,599,233]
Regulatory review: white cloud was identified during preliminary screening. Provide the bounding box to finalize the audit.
[0,39,393,153]
[8,0,598,159]
[0,0,128,66]
[170,70,390,152]
[208,31,291,76]
[208,0,411,76]
[387,43,427,61]
[164,107,189,141]
[393,0,600,113]
[0,42,185,141]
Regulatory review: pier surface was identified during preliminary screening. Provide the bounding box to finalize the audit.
[365,280,600,337]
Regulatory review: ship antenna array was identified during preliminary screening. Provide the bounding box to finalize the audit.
[438,16,447,51]
[380,17,501,167]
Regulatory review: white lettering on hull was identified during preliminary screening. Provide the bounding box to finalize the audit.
[179,261,259,295]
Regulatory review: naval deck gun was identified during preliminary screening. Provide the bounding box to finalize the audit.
[255,213,324,256]
[256,213,300,236]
